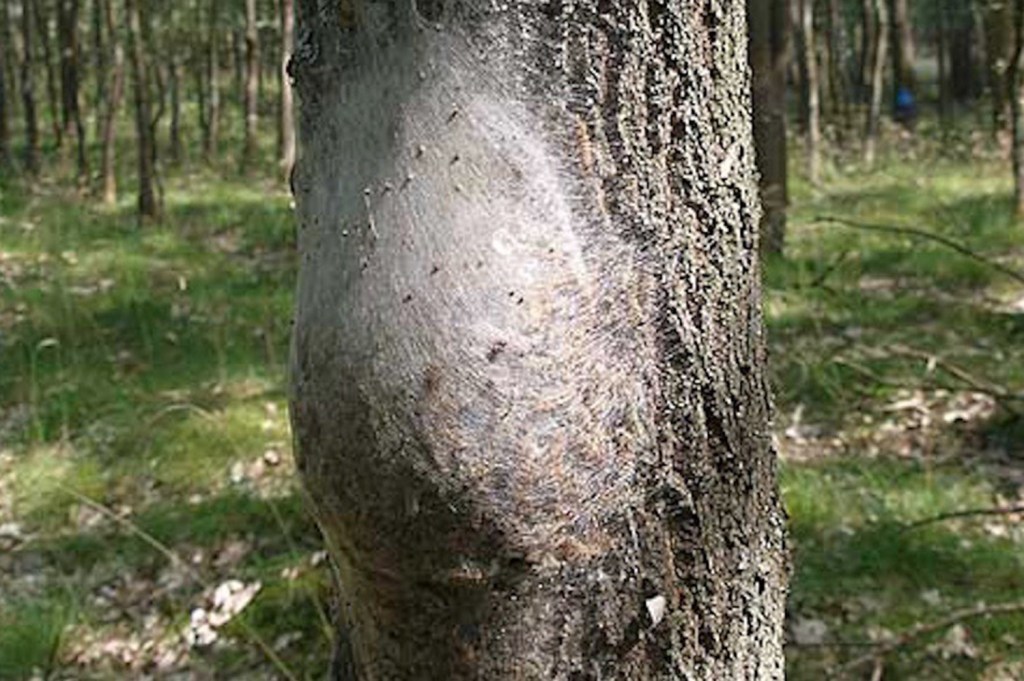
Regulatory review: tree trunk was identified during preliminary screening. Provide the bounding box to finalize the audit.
[0,0,13,168]
[20,0,39,173]
[888,0,915,98]
[168,56,182,164]
[242,0,259,170]
[99,0,123,205]
[938,0,951,120]
[825,0,848,123]
[859,0,876,95]
[91,0,105,140]
[35,0,62,148]
[1011,0,1024,215]
[0,50,8,170]
[865,0,888,165]
[799,0,821,183]
[57,0,88,180]
[950,2,977,102]
[231,27,243,103]
[206,0,220,159]
[983,0,1015,133]
[289,2,788,679]
[750,0,790,254]
[125,0,158,219]
[278,0,295,176]
[0,0,16,130]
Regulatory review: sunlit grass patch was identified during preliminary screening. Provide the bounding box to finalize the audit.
[0,597,74,680]
[6,444,106,530]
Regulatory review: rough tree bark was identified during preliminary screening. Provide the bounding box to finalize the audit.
[289,1,788,679]
[750,0,790,255]
[99,0,123,204]
[242,0,259,170]
[20,0,40,173]
[125,0,158,219]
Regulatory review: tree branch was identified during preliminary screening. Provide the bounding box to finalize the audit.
[833,600,1024,678]
[811,215,1024,287]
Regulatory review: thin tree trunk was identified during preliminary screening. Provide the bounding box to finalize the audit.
[206,0,220,159]
[865,0,889,165]
[168,56,182,164]
[20,0,39,173]
[0,35,8,169]
[0,0,13,168]
[0,0,16,128]
[750,0,790,254]
[938,0,951,120]
[35,1,62,148]
[859,0,876,95]
[57,0,88,180]
[950,2,976,102]
[125,0,158,219]
[800,0,821,183]
[278,0,295,175]
[290,1,788,678]
[983,0,1014,133]
[99,0,123,205]
[242,0,259,170]
[888,0,915,98]
[1011,0,1024,215]
[231,27,243,102]
[92,0,105,140]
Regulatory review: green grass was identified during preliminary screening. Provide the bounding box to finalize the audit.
[3,117,1024,678]
[777,127,1024,678]
[0,128,331,677]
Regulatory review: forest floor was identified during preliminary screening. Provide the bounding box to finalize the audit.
[2,125,1024,679]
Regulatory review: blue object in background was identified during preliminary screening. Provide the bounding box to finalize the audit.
[895,85,917,123]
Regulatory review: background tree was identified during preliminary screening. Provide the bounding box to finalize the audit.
[750,0,790,254]
[125,0,158,219]
[277,0,294,176]
[20,0,40,174]
[241,0,258,170]
[982,0,1014,133]
[798,0,822,183]
[98,0,123,204]
[1011,0,1024,214]
[889,0,915,101]
[289,0,788,677]
[57,0,87,180]
[865,0,888,164]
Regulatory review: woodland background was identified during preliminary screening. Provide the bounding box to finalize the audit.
[2,0,1024,678]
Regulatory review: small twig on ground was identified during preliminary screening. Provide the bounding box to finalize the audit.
[883,345,1024,415]
[831,599,1024,679]
[812,215,1024,287]
[904,505,1024,530]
